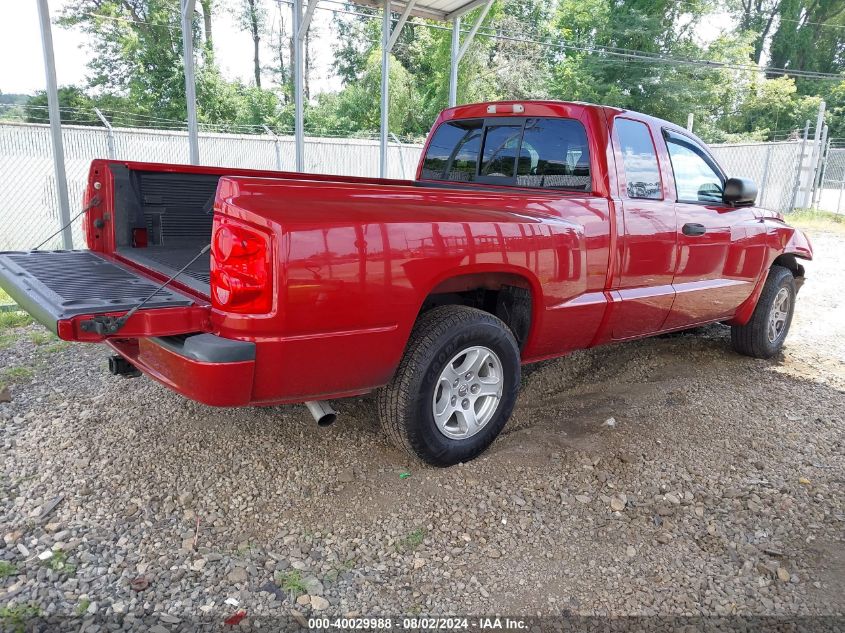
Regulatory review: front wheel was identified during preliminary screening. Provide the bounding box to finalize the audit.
[731,265,796,359]
[377,306,521,466]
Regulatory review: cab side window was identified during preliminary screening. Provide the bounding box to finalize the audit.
[664,131,724,204]
[615,119,662,199]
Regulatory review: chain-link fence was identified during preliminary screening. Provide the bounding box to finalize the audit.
[709,141,805,214]
[0,122,424,251]
[0,120,828,253]
[816,147,845,214]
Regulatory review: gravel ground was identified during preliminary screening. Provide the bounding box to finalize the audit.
[1,227,843,629]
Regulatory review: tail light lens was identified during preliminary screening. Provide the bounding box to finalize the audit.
[210,220,273,314]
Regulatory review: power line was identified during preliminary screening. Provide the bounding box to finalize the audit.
[67,3,845,83]
[274,0,845,82]
[669,0,845,31]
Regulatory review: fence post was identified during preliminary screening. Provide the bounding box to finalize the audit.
[802,101,826,207]
[94,108,116,159]
[788,121,811,212]
[262,125,283,171]
[759,144,772,208]
[810,126,829,210]
[686,113,694,132]
[389,132,407,179]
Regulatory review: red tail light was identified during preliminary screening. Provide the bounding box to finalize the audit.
[210,220,273,314]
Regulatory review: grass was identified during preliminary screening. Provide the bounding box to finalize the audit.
[276,569,308,595]
[1,367,34,384]
[788,208,845,234]
[29,331,55,346]
[43,549,75,574]
[35,339,69,356]
[74,598,90,616]
[0,333,15,350]
[0,312,32,330]
[397,527,426,552]
[0,561,17,580]
[0,288,13,306]
[0,604,40,633]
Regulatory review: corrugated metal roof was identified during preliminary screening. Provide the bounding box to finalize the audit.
[348,0,490,21]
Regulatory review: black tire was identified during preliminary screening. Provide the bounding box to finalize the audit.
[731,265,796,359]
[377,306,521,467]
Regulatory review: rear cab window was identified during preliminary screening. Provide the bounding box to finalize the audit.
[615,118,662,200]
[421,117,591,192]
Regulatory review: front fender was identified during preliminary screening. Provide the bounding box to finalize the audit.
[727,221,812,326]
[780,225,813,261]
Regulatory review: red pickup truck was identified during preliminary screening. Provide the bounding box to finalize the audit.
[0,101,812,466]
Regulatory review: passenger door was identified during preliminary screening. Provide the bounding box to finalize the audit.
[610,118,677,339]
[661,130,764,329]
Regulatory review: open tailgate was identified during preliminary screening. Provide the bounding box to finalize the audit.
[0,250,209,342]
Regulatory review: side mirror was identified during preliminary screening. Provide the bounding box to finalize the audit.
[723,177,757,206]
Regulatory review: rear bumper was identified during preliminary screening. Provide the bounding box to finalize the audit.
[108,334,256,407]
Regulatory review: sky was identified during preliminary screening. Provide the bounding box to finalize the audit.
[0,0,342,97]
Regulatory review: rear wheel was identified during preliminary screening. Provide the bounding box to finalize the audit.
[731,265,796,359]
[377,306,521,466]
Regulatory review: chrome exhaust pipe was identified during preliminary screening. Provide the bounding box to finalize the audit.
[305,401,337,427]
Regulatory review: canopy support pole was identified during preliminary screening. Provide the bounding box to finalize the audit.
[449,17,460,107]
[293,0,315,172]
[447,0,493,109]
[181,0,199,165]
[379,0,416,178]
[293,0,304,171]
[36,0,73,249]
[379,0,392,178]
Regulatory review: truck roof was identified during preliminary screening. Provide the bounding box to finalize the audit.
[438,99,697,143]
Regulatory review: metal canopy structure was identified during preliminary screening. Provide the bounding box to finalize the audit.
[36,0,494,248]
[284,0,495,177]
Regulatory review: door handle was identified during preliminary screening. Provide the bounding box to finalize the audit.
[682,223,707,237]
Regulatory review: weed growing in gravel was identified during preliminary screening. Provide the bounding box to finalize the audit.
[398,528,426,552]
[0,333,15,350]
[0,604,41,633]
[276,570,308,595]
[29,331,55,346]
[36,341,70,355]
[74,598,90,616]
[0,312,32,329]
[1,367,33,384]
[43,550,75,574]
[0,561,17,579]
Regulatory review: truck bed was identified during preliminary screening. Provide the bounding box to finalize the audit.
[117,243,211,295]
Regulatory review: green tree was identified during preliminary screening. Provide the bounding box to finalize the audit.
[234,0,268,87]
[24,86,98,125]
